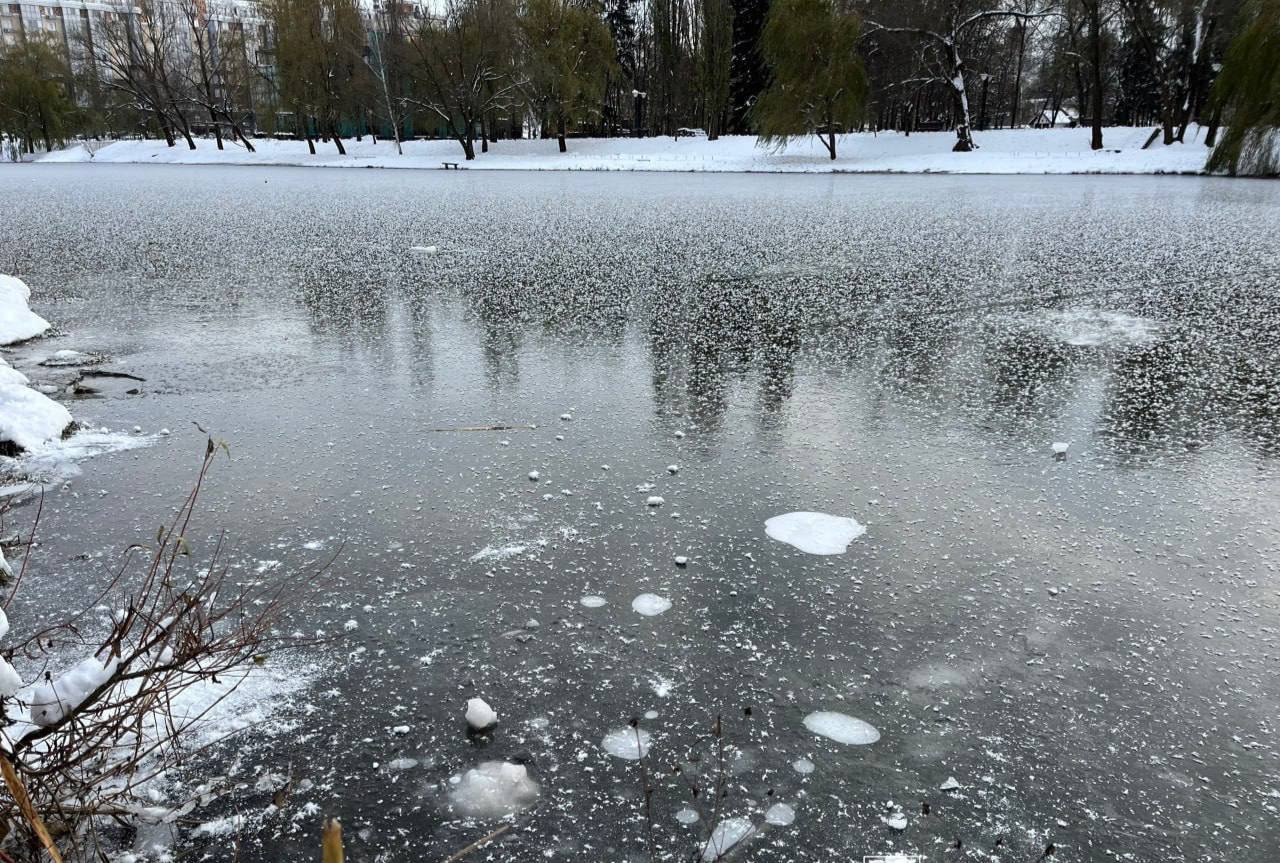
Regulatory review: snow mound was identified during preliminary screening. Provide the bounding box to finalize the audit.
[0,275,50,346]
[601,726,651,760]
[803,710,880,745]
[465,697,498,731]
[448,761,540,818]
[0,357,28,387]
[30,655,119,726]
[765,512,866,555]
[0,382,72,452]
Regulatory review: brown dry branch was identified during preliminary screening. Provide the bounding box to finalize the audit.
[0,439,324,861]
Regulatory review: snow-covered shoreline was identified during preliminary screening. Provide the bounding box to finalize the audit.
[36,126,1218,176]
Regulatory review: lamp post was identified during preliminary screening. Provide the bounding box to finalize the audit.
[631,89,646,138]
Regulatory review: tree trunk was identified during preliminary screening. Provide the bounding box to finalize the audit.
[307,136,316,155]
[827,129,836,160]
[1011,21,1027,127]
[950,45,976,151]
[1088,0,1104,150]
[331,123,346,155]
[1204,102,1222,147]
[211,109,224,150]
[557,114,567,153]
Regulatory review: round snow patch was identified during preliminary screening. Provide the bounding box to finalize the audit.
[765,512,866,555]
[803,711,880,745]
[580,595,608,608]
[765,802,796,826]
[792,757,815,775]
[632,593,672,616]
[601,727,651,760]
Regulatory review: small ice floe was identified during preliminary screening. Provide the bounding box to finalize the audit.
[702,817,754,861]
[645,496,665,507]
[39,349,103,368]
[632,593,672,616]
[882,812,908,831]
[448,761,540,818]
[408,245,439,255]
[675,807,700,826]
[559,413,573,421]
[765,512,866,555]
[792,757,815,775]
[387,758,419,771]
[667,464,679,474]
[1051,441,1070,456]
[601,726,651,760]
[528,470,540,481]
[939,776,962,791]
[674,430,685,439]
[465,697,498,732]
[674,555,689,567]
[803,711,880,745]
[579,595,608,608]
[765,803,796,826]
[391,725,411,735]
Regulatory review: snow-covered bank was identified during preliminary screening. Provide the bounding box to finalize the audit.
[39,126,1215,175]
[0,274,70,455]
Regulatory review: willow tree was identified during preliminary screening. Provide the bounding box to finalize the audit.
[753,0,866,160]
[0,38,77,154]
[1207,0,1280,175]
[519,0,614,153]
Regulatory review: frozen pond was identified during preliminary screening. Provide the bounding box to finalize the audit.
[2,165,1279,861]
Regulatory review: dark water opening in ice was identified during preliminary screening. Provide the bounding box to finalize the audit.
[2,165,1278,861]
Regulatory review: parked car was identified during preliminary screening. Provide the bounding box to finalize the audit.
[675,127,707,138]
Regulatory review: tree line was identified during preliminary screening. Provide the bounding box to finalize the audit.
[0,0,1276,172]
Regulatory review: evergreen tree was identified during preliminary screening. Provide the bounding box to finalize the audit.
[753,0,866,159]
[728,0,769,133]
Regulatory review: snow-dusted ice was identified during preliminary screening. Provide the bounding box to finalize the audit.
[579,595,608,608]
[765,512,867,555]
[803,711,881,745]
[631,593,672,616]
[448,761,540,818]
[600,726,651,760]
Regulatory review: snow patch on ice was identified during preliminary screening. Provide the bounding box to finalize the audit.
[448,761,540,818]
[470,541,530,562]
[803,710,881,745]
[1017,309,1161,348]
[702,816,754,860]
[0,383,71,452]
[765,803,796,826]
[632,593,672,616]
[0,429,154,491]
[765,512,866,555]
[0,275,50,346]
[579,595,608,608]
[601,726,651,760]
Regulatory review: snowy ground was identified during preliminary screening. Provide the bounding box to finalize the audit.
[38,126,1216,175]
[2,165,1278,862]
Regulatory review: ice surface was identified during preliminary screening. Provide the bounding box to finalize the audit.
[579,595,608,608]
[0,383,71,452]
[1020,309,1161,348]
[702,816,754,860]
[765,512,866,555]
[465,697,497,731]
[600,726,651,760]
[765,803,795,826]
[632,593,672,616]
[0,275,50,345]
[470,542,528,562]
[803,711,880,745]
[448,761,540,818]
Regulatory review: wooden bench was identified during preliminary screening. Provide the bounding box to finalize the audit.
[442,161,460,170]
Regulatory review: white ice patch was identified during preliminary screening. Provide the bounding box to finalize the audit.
[765,512,866,555]
[1018,309,1160,348]
[579,595,608,608]
[702,816,754,860]
[448,761,540,818]
[601,726,651,760]
[0,275,51,345]
[470,542,529,562]
[803,711,880,745]
[675,807,700,825]
[0,429,155,491]
[792,757,815,774]
[632,593,672,616]
[765,803,796,826]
